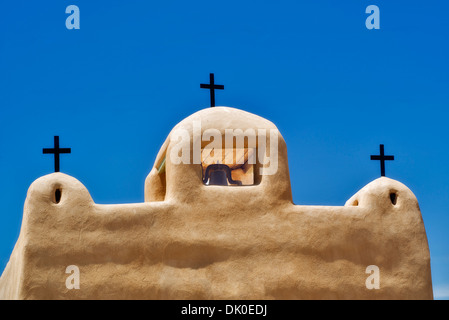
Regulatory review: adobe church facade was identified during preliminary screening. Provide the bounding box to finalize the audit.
[0,107,433,299]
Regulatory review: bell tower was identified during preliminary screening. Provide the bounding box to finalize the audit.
[144,106,292,204]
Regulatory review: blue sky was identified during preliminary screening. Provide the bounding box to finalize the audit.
[0,0,448,298]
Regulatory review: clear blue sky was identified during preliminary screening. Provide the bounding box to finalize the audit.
[1,0,448,299]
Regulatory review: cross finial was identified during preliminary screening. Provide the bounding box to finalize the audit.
[200,73,224,107]
[370,144,394,177]
[43,136,71,172]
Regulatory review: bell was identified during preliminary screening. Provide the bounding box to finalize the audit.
[208,168,228,186]
[203,163,242,186]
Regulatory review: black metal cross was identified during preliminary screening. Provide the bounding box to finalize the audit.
[370,144,394,177]
[43,136,71,172]
[200,73,224,107]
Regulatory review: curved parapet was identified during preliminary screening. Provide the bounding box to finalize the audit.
[0,173,95,299]
[145,107,292,206]
[346,177,419,211]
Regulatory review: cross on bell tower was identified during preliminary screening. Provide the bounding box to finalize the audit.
[200,73,224,108]
[43,136,71,172]
[370,144,394,177]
